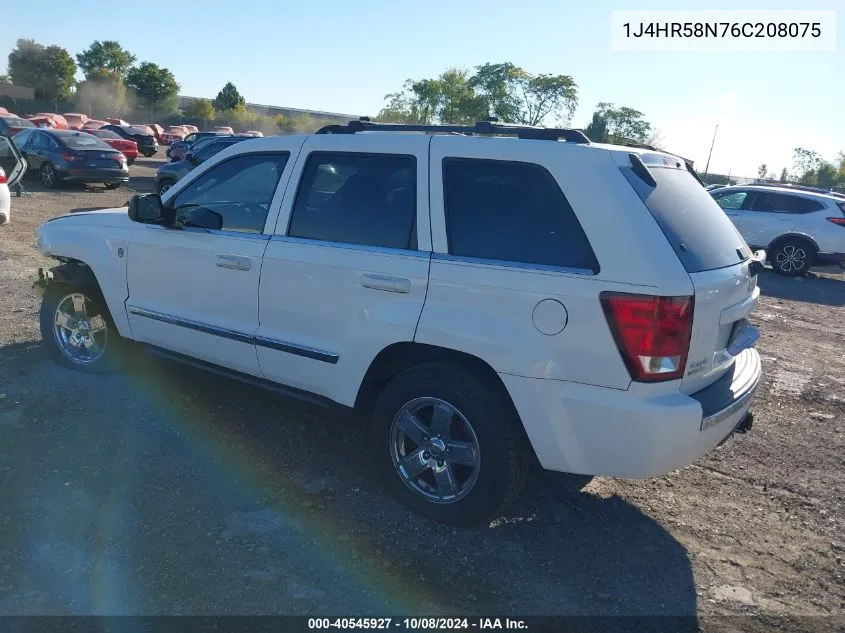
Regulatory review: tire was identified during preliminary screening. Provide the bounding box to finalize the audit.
[142,151,156,158]
[104,182,122,190]
[371,362,531,526]
[39,283,125,373]
[126,158,135,166]
[770,237,815,276]
[40,162,57,189]
[157,179,175,195]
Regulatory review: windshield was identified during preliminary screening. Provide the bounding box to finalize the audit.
[621,163,751,273]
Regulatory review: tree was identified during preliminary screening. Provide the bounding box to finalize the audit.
[586,102,652,144]
[76,41,136,80]
[757,164,768,181]
[213,82,245,112]
[7,39,76,101]
[75,78,130,115]
[584,111,609,142]
[377,62,578,126]
[792,147,822,177]
[779,167,788,182]
[184,98,216,121]
[0,75,10,84]
[815,163,838,189]
[126,62,180,115]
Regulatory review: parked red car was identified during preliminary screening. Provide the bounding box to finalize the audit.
[83,128,139,165]
[29,113,69,129]
[63,113,89,130]
[141,123,164,144]
[161,125,187,145]
[82,119,108,130]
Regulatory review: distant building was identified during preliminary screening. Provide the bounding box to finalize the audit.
[0,84,36,101]
[177,95,359,123]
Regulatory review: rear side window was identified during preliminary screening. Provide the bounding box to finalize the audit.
[621,165,751,273]
[288,152,417,250]
[442,158,598,272]
[750,192,824,213]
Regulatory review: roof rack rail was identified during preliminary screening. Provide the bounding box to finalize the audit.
[315,117,591,144]
[746,182,845,199]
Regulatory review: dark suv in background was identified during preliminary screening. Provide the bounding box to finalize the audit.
[101,125,158,158]
[155,135,251,193]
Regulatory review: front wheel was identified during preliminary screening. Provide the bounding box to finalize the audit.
[104,182,122,190]
[372,362,531,525]
[39,284,123,373]
[770,238,815,276]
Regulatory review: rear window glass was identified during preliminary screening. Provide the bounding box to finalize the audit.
[62,133,112,150]
[621,165,751,273]
[127,126,151,136]
[2,117,34,128]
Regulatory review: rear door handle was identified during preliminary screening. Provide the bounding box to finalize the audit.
[361,274,411,294]
[215,254,251,271]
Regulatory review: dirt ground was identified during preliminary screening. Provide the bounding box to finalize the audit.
[0,158,843,626]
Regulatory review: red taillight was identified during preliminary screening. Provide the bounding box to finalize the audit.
[826,217,845,226]
[63,153,83,162]
[0,167,6,184]
[601,292,695,382]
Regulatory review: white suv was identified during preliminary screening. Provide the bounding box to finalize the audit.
[34,119,764,525]
[0,134,27,224]
[711,183,845,276]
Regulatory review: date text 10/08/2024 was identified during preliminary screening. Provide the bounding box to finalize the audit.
[308,618,528,630]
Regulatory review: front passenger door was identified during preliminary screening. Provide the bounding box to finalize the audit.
[126,150,295,376]
[742,192,798,248]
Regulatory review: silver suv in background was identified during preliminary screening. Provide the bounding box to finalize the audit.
[711,184,845,276]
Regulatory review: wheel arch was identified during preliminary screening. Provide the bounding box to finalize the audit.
[355,341,524,425]
[767,232,819,253]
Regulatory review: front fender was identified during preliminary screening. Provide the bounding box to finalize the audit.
[36,220,132,337]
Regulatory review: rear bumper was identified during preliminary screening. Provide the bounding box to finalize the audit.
[501,348,762,478]
[61,168,129,183]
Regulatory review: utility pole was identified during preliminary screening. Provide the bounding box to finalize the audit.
[704,124,718,177]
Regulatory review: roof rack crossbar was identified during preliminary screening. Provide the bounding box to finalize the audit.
[315,118,591,144]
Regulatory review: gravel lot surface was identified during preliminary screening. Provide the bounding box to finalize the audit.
[0,158,842,627]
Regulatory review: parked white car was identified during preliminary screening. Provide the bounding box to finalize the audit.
[34,119,764,525]
[0,134,27,224]
[711,184,845,276]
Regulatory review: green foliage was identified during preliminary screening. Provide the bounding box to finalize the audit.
[588,102,652,144]
[700,173,735,186]
[126,62,180,114]
[75,77,130,115]
[76,40,136,80]
[584,112,609,142]
[213,82,246,112]
[779,167,788,182]
[792,147,822,176]
[8,39,77,101]
[183,99,216,122]
[757,164,768,181]
[0,75,10,85]
[377,62,578,126]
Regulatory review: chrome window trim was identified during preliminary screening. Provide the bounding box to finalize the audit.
[270,235,430,258]
[143,224,270,240]
[127,306,339,364]
[431,252,595,276]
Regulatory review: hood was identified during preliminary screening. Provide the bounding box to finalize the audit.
[46,207,131,227]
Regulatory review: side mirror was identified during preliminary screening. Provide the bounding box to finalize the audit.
[128,193,170,225]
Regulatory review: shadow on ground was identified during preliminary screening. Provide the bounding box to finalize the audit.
[758,268,845,307]
[0,340,697,621]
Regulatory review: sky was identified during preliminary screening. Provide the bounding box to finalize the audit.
[1,0,841,176]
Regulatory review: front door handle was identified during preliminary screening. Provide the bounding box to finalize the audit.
[216,254,251,271]
[361,274,411,294]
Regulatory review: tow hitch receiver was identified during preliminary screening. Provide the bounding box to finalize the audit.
[735,411,754,434]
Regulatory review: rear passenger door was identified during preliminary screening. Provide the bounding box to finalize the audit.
[417,136,629,389]
[256,134,431,406]
[742,191,799,248]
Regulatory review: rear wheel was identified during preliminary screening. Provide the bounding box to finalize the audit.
[104,182,121,190]
[372,362,530,525]
[770,237,815,276]
[40,162,57,189]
